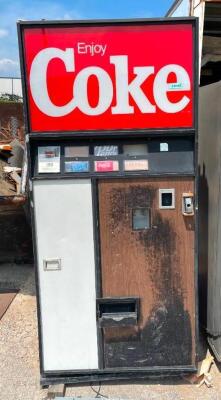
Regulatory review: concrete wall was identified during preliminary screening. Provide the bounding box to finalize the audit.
[0,78,22,98]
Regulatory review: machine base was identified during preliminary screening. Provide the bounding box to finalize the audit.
[40,366,197,386]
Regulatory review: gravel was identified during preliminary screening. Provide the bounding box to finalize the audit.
[1,263,221,400]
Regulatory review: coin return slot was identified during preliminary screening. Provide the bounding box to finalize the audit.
[182,193,194,216]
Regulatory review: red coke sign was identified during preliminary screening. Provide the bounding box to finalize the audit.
[20,21,195,133]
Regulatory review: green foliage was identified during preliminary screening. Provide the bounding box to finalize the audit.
[0,93,23,103]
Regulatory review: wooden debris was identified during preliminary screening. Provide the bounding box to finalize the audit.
[0,290,18,320]
[0,195,26,206]
[21,148,27,194]
[3,166,22,194]
[10,171,21,194]
[3,166,21,173]
[183,354,214,387]
[0,144,12,151]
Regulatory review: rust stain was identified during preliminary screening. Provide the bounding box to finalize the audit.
[99,179,194,368]
[109,185,156,229]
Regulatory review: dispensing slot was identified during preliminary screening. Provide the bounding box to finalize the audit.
[97,298,139,328]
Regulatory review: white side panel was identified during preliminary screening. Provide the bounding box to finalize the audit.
[33,179,98,371]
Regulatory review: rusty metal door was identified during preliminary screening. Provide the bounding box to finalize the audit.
[98,177,195,368]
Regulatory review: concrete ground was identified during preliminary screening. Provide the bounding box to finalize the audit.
[0,264,221,400]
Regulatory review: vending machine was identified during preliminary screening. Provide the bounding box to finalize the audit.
[17,18,198,385]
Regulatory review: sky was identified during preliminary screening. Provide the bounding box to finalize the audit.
[0,0,174,77]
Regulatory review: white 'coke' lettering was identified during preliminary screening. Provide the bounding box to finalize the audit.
[30,48,77,117]
[30,47,191,117]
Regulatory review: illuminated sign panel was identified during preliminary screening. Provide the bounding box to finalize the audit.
[94,160,119,172]
[65,161,89,172]
[124,160,149,171]
[21,22,195,132]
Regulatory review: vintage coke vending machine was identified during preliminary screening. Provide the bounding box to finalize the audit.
[17,18,198,385]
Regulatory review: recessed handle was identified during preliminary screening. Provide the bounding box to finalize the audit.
[43,258,61,271]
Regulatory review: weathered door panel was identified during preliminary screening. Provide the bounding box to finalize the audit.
[98,178,195,368]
